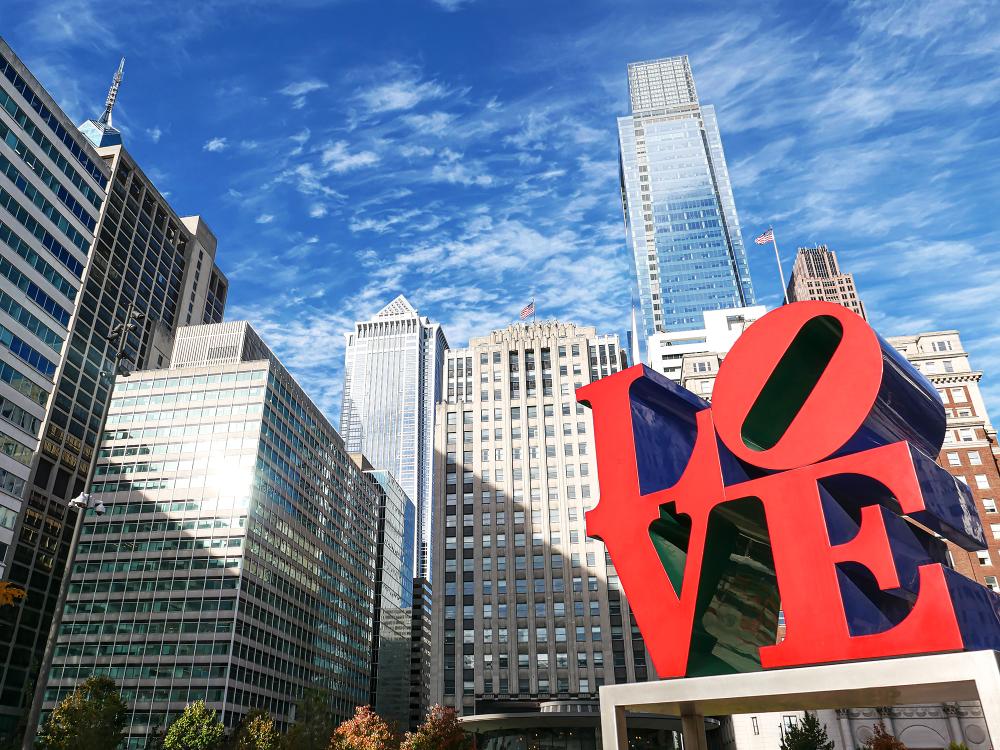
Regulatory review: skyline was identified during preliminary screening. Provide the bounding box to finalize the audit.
[3,0,999,420]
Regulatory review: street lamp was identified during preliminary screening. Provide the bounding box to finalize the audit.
[21,302,144,749]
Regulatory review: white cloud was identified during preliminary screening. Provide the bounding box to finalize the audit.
[399,144,435,159]
[146,126,162,143]
[321,141,380,173]
[256,214,275,224]
[432,0,475,10]
[309,204,328,218]
[276,80,328,110]
[430,161,494,187]
[402,111,457,135]
[357,79,448,113]
[203,137,228,152]
[278,79,328,97]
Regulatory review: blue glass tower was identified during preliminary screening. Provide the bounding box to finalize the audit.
[619,56,755,348]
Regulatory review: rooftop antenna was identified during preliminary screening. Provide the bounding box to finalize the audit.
[98,57,125,127]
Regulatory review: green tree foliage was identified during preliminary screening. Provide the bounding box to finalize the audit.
[948,743,970,750]
[164,701,226,750]
[229,710,280,750]
[36,675,127,750]
[860,722,907,750]
[283,689,335,750]
[780,713,835,750]
[329,706,400,750]
[400,705,470,750]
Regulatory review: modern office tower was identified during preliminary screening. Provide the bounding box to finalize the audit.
[43,322,380,749]
[407,577,431,730]
[647,305,766,382]
[430,321,680,746]
[342,295,447,580]
[786,245,867,319]
[353,454,416,730]
[619,55,755,352]
[0,38,108,582]
[0,44,229,735]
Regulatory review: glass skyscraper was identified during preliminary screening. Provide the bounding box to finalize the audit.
[341,295,447,581]
[618,55,755,347]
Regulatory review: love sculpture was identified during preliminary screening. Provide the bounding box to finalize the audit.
[580,301,1000,679]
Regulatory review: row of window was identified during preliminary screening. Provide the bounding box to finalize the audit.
[0,112,102,209]
[0,52,109,184]
[0,219,78,301]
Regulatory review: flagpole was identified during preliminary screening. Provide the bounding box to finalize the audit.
[770,226,789,305]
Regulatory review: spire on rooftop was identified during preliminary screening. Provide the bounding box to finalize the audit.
[78,57,126,149]
[98,57,125,127]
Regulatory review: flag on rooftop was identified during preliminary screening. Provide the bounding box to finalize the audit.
[754,228,774,245]
[520,300,535,320]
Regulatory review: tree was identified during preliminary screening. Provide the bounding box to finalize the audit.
[860,722,907,750]
[329,706,399,750]
[948,743,970,750]
[36,674,127,750]
[164,701,226,750]
[780,713,835,750]
[0,581,25,607]
[229,710,280,750]
[283,689,335,750]
[400,705,470,750]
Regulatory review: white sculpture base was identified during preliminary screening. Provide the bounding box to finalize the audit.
[599,651,1000,750]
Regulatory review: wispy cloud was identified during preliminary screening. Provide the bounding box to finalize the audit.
[278,79,328,109]
[320,141,380,172]
[357,78,449,113]
[203,136,228,152]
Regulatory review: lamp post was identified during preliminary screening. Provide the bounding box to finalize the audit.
[21,302,145,749]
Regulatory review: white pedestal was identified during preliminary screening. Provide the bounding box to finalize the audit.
[599,651,1000,750]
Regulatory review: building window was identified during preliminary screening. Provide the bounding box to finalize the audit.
[984,499,997,514]
[947,453,961,467]
[751,717,759,736]
[986,576,1000,593]
[969,452,983,466]
[978,551,992,567]
[976,475,991,490]
[991,524,1000,541]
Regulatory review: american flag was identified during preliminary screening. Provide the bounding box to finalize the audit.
[519,300,535,320]
[754,228,774,245]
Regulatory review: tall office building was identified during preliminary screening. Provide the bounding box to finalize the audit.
[341,295,447,580]
[43,322,381,749]
[430,321,679,746]
[354,455,416,730]
[0,41,228,736]
[786,245,866,319]
[407,577,431,730]
[619,56,755,351]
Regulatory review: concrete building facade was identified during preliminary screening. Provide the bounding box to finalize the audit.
[43,322,380,748]
[786,245,866,319]
[341,295,447,581]
[430,321,651,722]
[0,43,228,734]
[618,55,755,348]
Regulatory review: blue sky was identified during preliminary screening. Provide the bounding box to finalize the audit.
[4,0,1000,421]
